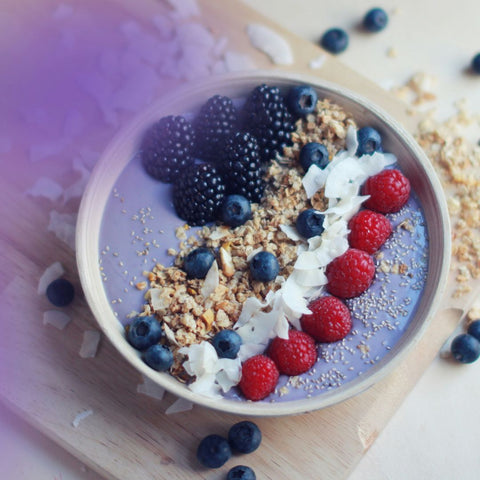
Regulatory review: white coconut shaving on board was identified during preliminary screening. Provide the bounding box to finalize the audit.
[179,126,402,398]
[63,157,91,204]
[137,376,166,400]
[72,409,93,428]
[165,397,194,415]
[48,210,77,250]
[38,261,65,294]
[309,54,327,70]
[26,177,64,202]
[79,330,102,358]
[246,23,294,65]
[223,51,256,72]
[43,310,72,330]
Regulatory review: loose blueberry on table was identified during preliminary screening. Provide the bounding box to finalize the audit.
[46,278,75,307]
[320,27,349,54]
[363,7,389,32]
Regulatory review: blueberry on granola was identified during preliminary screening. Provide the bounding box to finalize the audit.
[172,163,226,226]
[299,142,329,171]
[249,251,279,282]
[194,95,238,164]
[212,330,242,359]
[127,315,163,351]
[287,85,318,118]
[46,278,75,307]
[222,132,265,203]
[219,194,252,227]
[296,209,325,239]
[242,84,295,162]
[356,126,383,156]
[183,247,215,279]
[140,115,195,183]
[143,344,173,371]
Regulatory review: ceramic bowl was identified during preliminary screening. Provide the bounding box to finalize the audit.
[76,71,450,416]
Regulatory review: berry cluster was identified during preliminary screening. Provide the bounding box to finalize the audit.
[141,84,309,228]
[197,420,261,479]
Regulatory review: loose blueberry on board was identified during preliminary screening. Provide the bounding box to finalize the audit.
[183,247,215,279]
[219,194,252,227]
[249,251,280,282]
[471,53,480,74]
[296,209,325,239]
[363,7,389,32]
[196,434,232,469]
[450,333,480,364]
[228,421,262,454]
[320,28,349,54]
[287,85,318,118]
[227,465,256,480]
[211,330,242,359]
[142,344,173,371]
[127,315,163,351]
[299,142,329,171]
[467,320,480,341]
[356,126,383,155]
[46,278,75,307]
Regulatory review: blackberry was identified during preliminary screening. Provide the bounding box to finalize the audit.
[140,115,195,183]
[194,95,238,164]
[172,163,226,226]
[222,132,266,203]
[242,84,295,162]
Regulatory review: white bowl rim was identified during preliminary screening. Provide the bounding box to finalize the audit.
[76,70,451,417]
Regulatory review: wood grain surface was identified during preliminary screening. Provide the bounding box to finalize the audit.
[0,0,478,479]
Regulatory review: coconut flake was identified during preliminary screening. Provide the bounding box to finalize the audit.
[246,23,293,65]
[72,409,93,428]
[43,310,71,330]
[48,210,77,250]
[30,139,68,163]
[223,51,256,72]
[309,54,327,70]
[165,397,194,415]
[279,224,302,241]
[38,261,65,294]
[79,330,101,358]
[63,157,91,203]
[26,177,64,202]
[200,261,219,298]
[137,376,166,400]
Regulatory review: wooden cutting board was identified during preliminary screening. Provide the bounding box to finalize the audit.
[0,0,478,479]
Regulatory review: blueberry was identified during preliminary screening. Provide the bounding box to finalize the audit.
[249,251,279,282]
[467,320,480,342]
[471,53,480,74]
[228,421,262,454]
[320,28,349,54]
[296,209,325,238]
[299,142,329,172]
[46,278,75,307]
[227,465,256,480]
[211,330,242,359]
[127,315,163,351]
[220,194,252,227]
[363,8,389,32]
[142,344,173,371]
[183,247,215,278]
[196,434,231,469]
[450,333,480,364]
[287,85,318,118]
[356,126,383,156]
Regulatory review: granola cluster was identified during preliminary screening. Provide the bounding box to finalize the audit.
[138,99,356,378]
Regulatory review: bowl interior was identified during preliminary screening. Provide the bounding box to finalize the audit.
[76,71,450,416]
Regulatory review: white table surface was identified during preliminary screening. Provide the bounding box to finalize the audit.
[2,0,480,479]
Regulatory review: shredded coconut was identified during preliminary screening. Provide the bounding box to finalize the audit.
[38,261,65,294]
[165,397,194,414]
[246,23,294,65]
[72,409,93,428]
[79,330,101,358]
[43,310,71,330]
[26,177,64,202]
[137,376,166,400]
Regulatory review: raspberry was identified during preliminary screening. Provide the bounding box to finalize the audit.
[140,115,195,183]
[300,296,352,342]
[362,168,411,213]
[348,209,392,254]
[326,248,375,298]
[268,330,317,375]
[239,355,279,401]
